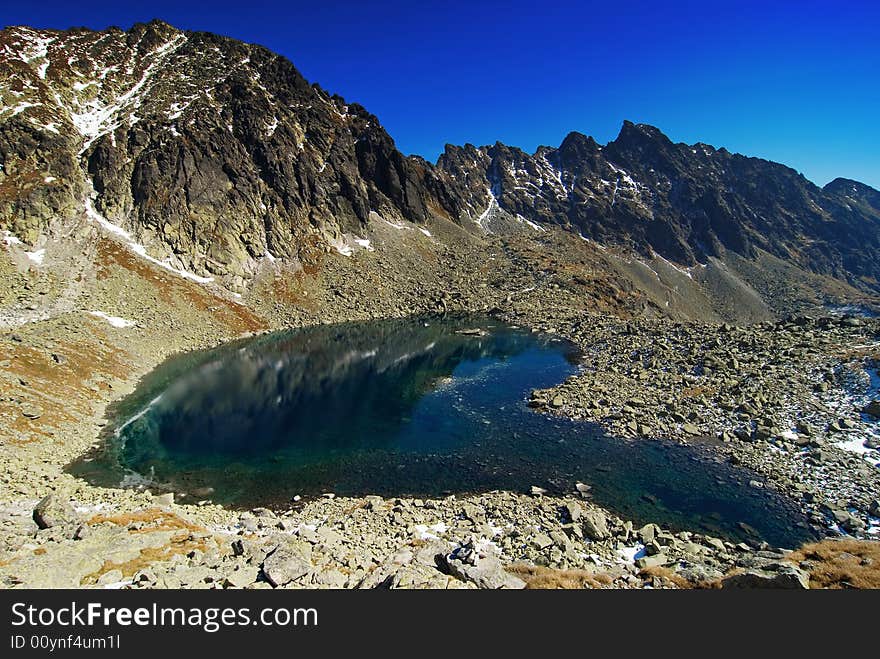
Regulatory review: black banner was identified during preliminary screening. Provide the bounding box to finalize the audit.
[0,589,875,654]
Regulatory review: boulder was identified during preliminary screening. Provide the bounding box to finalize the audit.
[720,565,809,589]
[32,494,79,529]
[261,542,312,587]
[441,543,525,589]
[582,510,610,541]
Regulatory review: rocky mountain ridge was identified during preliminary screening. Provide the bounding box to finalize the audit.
[2,19,880,303]
[438,123,880,289]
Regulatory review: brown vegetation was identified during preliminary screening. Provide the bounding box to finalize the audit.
[95,239,266,334]
[638,565,695,589]
[788,539,880,589]
[507,563,615,589]
[88,508,206,534]
[81,532,208,585]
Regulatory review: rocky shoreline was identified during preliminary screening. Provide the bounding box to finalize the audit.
[2,226,880,589]
[2,305,879,589]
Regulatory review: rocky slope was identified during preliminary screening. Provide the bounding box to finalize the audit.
[2,20,880,308]
[0,20,470,290]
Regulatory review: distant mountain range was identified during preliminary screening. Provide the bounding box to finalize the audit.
[2,20,879,297]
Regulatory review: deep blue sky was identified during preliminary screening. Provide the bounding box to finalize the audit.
[4,0,879,188]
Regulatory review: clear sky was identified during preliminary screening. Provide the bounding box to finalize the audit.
[3,0,879,188]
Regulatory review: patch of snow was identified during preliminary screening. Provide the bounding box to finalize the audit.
[418,228,432,237]
[329,236,353,257]
[474,192,495,232]
[515,214,545,232]
[2,231,23,246]
[68,33,188,153]
[24,248,45,264]
[654,253,694,279]
[414,522,448,540]
[353,238,374,251]
[43,175,56,183]
[2,101,40,117]
[85,194,214,283]
[87,310,135,328]
[616,544,647,563]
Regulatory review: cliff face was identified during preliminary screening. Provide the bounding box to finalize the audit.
[0,21,461,282]
[2,20,879,296]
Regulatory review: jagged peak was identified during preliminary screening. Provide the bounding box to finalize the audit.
[613,120,670,146]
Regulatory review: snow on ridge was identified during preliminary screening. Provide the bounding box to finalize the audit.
[13,30,55,80]
[654,253,694,279]
[67,33,189,153]
[515,214,545,232]
[474,190,496,231]
[84,194,214,284]
[87,310,135,328]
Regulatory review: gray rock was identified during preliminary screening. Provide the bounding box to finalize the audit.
[863,401,880,418]
[531,532,554,550]
[563,501,583,522]
[638,523,659,544]
[32,494,78,529]
[261,542,312,587]
[152,493,174,506]
[442,550,525,589]
[635,554,668,569]
[224,565,259,589]
[582,510,610,540]
[720,565,809,589]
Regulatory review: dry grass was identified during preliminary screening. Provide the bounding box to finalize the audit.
[681,384,719,399]
[0,332,131,443]
[95,239,267,334]
[88,508,205,534]
[507,564,615,589]
[638,565,695,589]
[788,539,880,589]
[81,532,207,585]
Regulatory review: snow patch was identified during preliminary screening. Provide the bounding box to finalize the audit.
[2,231,23,246]
[85,195,214,283]
[414,522,448,540]
[87,311,135,328]
[25,248,45,265]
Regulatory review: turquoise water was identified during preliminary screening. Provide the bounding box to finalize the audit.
[69,315,814,547]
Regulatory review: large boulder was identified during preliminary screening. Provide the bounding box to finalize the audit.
[720,564,809,589]
[32,494,79,530]
[582,510,610,541]
[862,401,880,418]
[261,541,312,587]
[441,542,525,589]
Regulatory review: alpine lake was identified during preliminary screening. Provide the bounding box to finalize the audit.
[69,315,814,548]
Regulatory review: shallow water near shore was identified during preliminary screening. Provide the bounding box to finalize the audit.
[69,315,814,547]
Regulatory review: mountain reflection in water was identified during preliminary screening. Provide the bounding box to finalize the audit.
[69,315,814,548]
